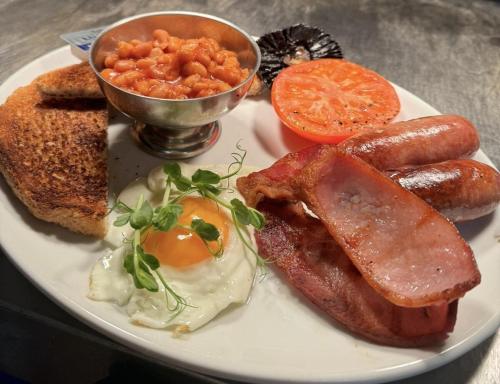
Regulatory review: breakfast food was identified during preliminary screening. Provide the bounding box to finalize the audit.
[339,115,480,170]
[238,148,482,345]
[271,59,401,143]
[257,201,457,346]
[36,62,104,99]
[1,19,496,359]
[386,160,500,222]
[0,78,108,237]
[257,24,343,87]
[100,30,250,99]
[237,115,481,208]
[89,161,262,333]
[296,149,480,307]
[235,115,493,346]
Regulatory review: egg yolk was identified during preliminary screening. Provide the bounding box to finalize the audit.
[142,197,230,268]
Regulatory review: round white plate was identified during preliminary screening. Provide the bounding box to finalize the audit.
[0,46,499,384]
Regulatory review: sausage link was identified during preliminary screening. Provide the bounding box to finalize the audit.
[339,115,480,170]
[386,160,500,222]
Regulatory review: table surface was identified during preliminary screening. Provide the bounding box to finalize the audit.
[0,0,499,383]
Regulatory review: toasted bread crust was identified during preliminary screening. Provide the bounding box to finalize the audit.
[0,84,108,237]
[35,62,104,99]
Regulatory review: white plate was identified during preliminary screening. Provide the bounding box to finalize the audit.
[0,46,499,384]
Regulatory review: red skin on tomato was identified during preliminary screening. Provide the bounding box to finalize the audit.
[271,59,401,143]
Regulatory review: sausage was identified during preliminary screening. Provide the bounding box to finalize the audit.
[386,160,500,222]
[339,115,480,170]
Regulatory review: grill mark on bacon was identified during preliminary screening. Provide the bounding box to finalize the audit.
[256,201,457,347]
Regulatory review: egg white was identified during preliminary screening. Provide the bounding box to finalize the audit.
[89,163,257,333]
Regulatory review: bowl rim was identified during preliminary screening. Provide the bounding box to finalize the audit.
[89,11,261,103]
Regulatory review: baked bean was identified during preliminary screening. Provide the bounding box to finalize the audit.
[112,74,126,87]
[101,68,115,80]
[182,61,208,77]
[163,67,180,82]
[130,39,143,46]
[182,74,202,88]
[149,47,164,58]
[192,80,211,93]
[149,83,186,99]
[214,52,226,65]
[220,49,237,58]
[176,84,192,95]
[104,53,119,68]
[146,65,166,80]
[195,50,211,67]
[132,42,153,59]
[206,38,220,53]
[134,79,151,95]
[196,88,216,98]
[136,58,156,69]
[157,53,178,66]
[199,38,216,58]
[153,29,170,43]
[117,41,133,59]
[114,60,136,73]
[207,60,217,74]
[166,36,182,53]
[216,81,232,93]
[212,66,240,86]
[102,31,249,98]
[224,56,240,68]
[121,70,144,84]
[148,84,170,98]
[177,43,198,64]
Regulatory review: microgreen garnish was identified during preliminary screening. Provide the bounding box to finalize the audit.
[190,218,224,257]
[110,144,266,318]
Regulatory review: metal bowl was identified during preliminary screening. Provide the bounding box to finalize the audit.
[89,11,260,158]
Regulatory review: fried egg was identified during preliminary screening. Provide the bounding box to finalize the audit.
[89,163,257,333]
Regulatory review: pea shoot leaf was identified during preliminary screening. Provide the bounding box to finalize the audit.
[142,252,160,270]
[191,218,220,241]
[136,262,159,291]
[114,213,131,227]
[163,163,191,191]
[192,169,221,185]
[248,207,265,230]
[130,200,153,229]
[123,253,134,274]
[152,204,183,231]
[163,163,182,179]
[230,198,265,229]
[128,246,159,291]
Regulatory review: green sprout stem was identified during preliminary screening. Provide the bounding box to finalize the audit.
[161,177,171,207]
[170,188,197,204]
[133,229,141,273]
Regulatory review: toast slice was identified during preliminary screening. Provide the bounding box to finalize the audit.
[35,62,104,100]
[0,83,108,237]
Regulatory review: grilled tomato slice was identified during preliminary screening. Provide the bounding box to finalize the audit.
[271,59,400,143]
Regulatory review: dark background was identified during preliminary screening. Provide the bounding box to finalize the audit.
[0,1,499,383]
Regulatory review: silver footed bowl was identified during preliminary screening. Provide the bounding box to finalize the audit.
[89,11,261,159]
